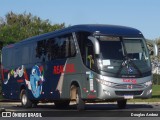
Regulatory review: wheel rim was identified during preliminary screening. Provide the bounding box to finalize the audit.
[22,94,27,105]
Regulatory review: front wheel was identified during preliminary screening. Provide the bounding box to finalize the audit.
[20,89,32,108]
[117,99,127,109]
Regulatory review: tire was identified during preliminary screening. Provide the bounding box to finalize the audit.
[20,89,32,108]
[76,87,85,111]
[54,100,70,109]
[117,99,127,109]
[32,101,38,108]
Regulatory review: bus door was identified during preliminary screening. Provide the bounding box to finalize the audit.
[85,39,97,97]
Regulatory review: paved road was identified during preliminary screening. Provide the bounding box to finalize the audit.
[0,102,160,119]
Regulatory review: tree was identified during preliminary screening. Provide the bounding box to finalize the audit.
[0,11,65,46]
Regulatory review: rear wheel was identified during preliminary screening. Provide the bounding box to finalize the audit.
[117,99,127,109]
[20,89,32,108]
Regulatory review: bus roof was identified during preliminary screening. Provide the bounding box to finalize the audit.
[3,24,143,48]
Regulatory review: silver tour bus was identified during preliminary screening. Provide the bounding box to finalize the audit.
[1,24,157,110]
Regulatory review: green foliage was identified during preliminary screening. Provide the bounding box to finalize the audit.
[153,74,160,85]
[0,11,65,46]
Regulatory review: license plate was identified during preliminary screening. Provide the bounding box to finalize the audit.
[124,95,133,99]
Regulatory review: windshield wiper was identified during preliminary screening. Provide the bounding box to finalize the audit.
[116,39,142,77]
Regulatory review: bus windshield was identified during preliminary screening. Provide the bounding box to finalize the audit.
[96,36,151,77]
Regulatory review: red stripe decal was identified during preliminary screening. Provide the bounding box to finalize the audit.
[17,79,24,83]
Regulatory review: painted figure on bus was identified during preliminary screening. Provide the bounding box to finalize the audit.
[4,65,25,84]
[30,65,45,98]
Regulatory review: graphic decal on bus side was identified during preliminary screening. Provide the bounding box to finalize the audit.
[55,62,76,94]
[29,65,45,98]
[3,65,25,84]
[3,65,45,98]
[56,62,67,94]
[86,71,94,91]
[53,64,75,74]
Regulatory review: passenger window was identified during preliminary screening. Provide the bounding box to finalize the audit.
[35,34,76,61]
[36,40,47,59]
[76,32,95,70]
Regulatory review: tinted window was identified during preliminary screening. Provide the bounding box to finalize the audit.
[36,40,47,59]
[99,40,123,60]
[76,32,91,64]
[36,34,76,61]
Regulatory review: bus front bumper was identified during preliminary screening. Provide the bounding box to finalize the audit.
[97,83,152,100]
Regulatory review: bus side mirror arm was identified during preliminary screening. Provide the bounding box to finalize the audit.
[88,36,100,55]
[147,40,158,56]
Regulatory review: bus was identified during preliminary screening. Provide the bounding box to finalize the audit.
[0,24,157,110]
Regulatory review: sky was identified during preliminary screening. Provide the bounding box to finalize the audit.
[0,0,160,40]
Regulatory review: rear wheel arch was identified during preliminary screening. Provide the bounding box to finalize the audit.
[70,81,80,100]
[20,85,33,108]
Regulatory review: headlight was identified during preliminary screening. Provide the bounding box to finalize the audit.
[144,81,152,87]
[96,78,113,86]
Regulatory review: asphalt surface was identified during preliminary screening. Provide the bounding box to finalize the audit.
[0,102,160,119]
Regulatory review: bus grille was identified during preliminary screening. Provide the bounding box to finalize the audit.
[114,84,144,89]
[115,91,143,96]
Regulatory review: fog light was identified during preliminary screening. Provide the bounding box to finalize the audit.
[144,81,152,87]
[103,90,110,96]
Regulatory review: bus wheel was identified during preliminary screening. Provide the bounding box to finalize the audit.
[54,100,70,108]
[76,87,85,111]
[20,89,32,108]
[117,99,127,109]
[32,101,38,108]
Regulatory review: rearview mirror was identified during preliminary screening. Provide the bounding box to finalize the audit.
[88,36,100,55]
[146,40,158,56]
